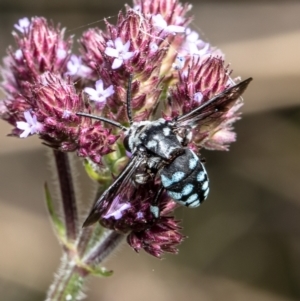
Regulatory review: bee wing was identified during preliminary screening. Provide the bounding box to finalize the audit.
[175,78,252,128]
[83,152,146,227]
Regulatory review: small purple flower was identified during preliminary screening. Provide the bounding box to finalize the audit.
[104,38,135,69]
[84,79,115,104]
[149,42,159,53]
[14,49,23,60]
[152,14,185,33]
[14,17,30,33]
[185,28,199,43]
[65,54,92,78]
[62,110,71,119]
[180,28,215,58]
[102,197,131,220]
[16,111,43,138]
[0,101,8,117]
[172,56,185,70]
[56,48,67,60]
[193,91,203,103]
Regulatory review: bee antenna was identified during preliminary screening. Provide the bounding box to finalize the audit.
[76,112,128,131]
[126,74,133,125]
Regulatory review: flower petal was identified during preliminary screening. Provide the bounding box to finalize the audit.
[20,128,31,138]
[114,37,124,51]
[95,79,104,92]
[149,42,158,53]
[123,40,131,52]
[24,111,33,124]
[104,85,115,97]
[111,58,123,69]
[15,49,23,60]
[193,92,203,103]
[122,51,135,60]
[84,87,97,97]
[152,14,167,29]
[105,47,119,58]
[16,121,29,130]
[166,25,185,33]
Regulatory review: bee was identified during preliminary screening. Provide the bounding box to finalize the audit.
[77,75,252,226]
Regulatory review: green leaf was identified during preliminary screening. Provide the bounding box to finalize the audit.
[44,182,66,241]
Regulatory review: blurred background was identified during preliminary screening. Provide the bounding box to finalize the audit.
[0,0,299,300]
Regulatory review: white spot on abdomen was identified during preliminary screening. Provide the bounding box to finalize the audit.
[172,171,185,183]
[202,181,208,190]
[197,171,205,182]
[189,158,197,169]
[168,191,182,200]
[182,184,194,196]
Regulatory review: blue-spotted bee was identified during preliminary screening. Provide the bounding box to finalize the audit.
[77,75,252,226]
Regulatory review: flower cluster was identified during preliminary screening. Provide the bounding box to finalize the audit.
[0,17,117,162]
[0,0,248,257]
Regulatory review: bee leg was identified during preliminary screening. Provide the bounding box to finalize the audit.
[150,186,164,218]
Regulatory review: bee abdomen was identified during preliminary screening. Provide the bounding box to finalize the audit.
[160,149,209,207]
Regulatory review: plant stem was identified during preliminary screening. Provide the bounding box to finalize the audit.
[53,150,79,242]
[46,151,125,301]
[84,230,124,265]
[46,256,84,301]
[46,231,124,301]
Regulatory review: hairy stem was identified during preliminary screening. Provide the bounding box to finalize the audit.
[53,150,79,242]
[46,256,84,301]
[46,151,125,301]
[46,231,124,301]
[84,230,125,265]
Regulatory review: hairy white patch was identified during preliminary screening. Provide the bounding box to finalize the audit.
[168,191,182,200]
[197,171,205,182]
[182,184,194,196]
[163,127,171,136]
[202,181,209,191]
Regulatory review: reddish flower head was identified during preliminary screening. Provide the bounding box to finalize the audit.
[0,0,251,258]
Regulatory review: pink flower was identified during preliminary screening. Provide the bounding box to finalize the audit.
[104,38,135,69]
[16,111,43,138]
[0,0,252,259]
